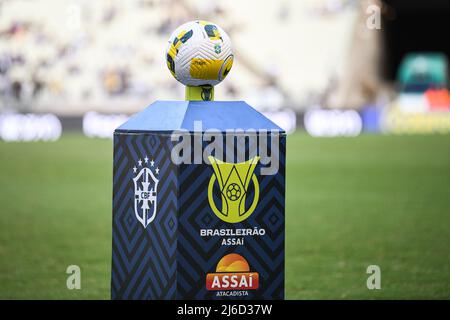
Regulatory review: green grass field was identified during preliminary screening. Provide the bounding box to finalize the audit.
[0,133,449,299]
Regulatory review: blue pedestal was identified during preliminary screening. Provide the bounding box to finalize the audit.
[112,100,286,299]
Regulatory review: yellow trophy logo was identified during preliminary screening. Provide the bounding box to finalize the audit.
[208,156,260,223]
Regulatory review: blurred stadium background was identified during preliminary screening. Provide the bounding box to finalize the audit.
[0,0,449,299]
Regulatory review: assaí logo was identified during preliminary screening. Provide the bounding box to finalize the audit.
[206,253,259,296]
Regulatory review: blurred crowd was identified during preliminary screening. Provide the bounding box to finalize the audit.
[0,0,193,113]
[0,0,362,115]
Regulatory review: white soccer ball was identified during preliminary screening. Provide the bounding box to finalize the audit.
[165,20,233,87]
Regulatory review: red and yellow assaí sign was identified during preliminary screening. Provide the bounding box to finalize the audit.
[206,253,259,291]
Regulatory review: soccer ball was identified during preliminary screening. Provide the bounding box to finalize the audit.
[165,20,233,87]
[226,183,241,201]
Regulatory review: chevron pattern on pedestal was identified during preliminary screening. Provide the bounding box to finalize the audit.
[111,132,285,300]
[112,133,178,299]
[176,136,285,299]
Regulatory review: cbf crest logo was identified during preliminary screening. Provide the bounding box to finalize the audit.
[208,156,260,223]
[132,156,160,228]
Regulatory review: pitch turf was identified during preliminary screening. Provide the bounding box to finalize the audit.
[0,133,449,299]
